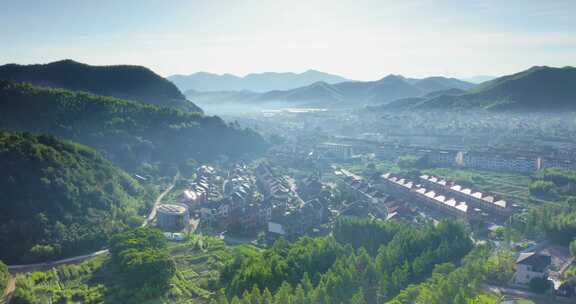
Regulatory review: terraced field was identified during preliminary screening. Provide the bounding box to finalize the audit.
[10,235,250,304]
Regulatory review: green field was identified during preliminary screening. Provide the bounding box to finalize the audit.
[422,167,557,207]
[340,160,402,175]
[12,235,243,304]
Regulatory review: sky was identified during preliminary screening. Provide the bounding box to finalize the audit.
[1,0,575,80]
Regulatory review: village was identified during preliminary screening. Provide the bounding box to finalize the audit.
[147,135,576,301]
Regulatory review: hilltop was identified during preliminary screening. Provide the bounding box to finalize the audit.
[0,81,268,171]
[0,59,202,112]
[0,131,149,263]
[372,66,576,112]
[169,69,350,92]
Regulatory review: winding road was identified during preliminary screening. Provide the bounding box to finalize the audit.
[6,175,178,275]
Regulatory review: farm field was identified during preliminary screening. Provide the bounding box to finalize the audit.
[422,167,559,207]
[11,235,249,304]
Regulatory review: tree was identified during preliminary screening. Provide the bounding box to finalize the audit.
[0,260,8,294]
[528,277,551,294]
[351,288,367,304]
[109,227,175,296]
[10,288,38,304]
[529,180,557,199]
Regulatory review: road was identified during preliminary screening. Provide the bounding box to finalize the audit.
[483,285,573,304]
[7,176,178,273]
[7,249,109,274]
[142,177,178,227]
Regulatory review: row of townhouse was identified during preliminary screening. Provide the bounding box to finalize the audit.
[462,151,537,173]
[376,145,458,168]
[335,169,384,204]
[180,165,218,207]
[255,162,329,240]
[267,198,327,241]
[379,173,472,219]
[255,163,291,203]
[419,174,514,216]
[377,144,576,173]
[199,165,273,233]
[540,157,576,171]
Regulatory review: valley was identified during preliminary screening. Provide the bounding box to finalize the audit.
[2,2,576,302]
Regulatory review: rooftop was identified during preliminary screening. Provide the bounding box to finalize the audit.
[157,204,188,215]
[517,252,552,272]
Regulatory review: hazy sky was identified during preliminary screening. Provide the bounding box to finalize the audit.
[1,0,575,80]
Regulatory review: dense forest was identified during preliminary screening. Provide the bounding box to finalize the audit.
[216,219,474,304]
[0,131,152,263]
[0,59,202,112]
[513,197,576,245]
[7,219,515,304]
[529,167,576,200]
[0,81,268,172]
[389,246,514,304]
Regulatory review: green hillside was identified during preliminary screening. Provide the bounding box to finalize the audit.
[0,81,268,171]
[421,66,575,111]
[371,66,576,111]
[0,60,202,112]
[0,131,151,264]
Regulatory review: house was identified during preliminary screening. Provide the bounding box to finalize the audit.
[267,199,325,241]
[513,252,552,285]
[299,176,323,200]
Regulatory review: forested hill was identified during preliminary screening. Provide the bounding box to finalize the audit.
[0,81,268,171]
[372,66,576,111]
[0,131,151,264]
[0,59,203,112]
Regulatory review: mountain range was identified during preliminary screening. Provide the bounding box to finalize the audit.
[169,70,350,92]
[372,66,576,111]
[185,75,476,109]
[0,60,202,112]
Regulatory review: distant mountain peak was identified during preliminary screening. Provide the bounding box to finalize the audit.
[48,59,83,65]
[169,69,350,92]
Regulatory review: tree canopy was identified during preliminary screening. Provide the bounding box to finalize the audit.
[109,227,176,298]
[0,131,150,263]
[0,260,8,294]
[217,219,473,304]
[0,81,268,172]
